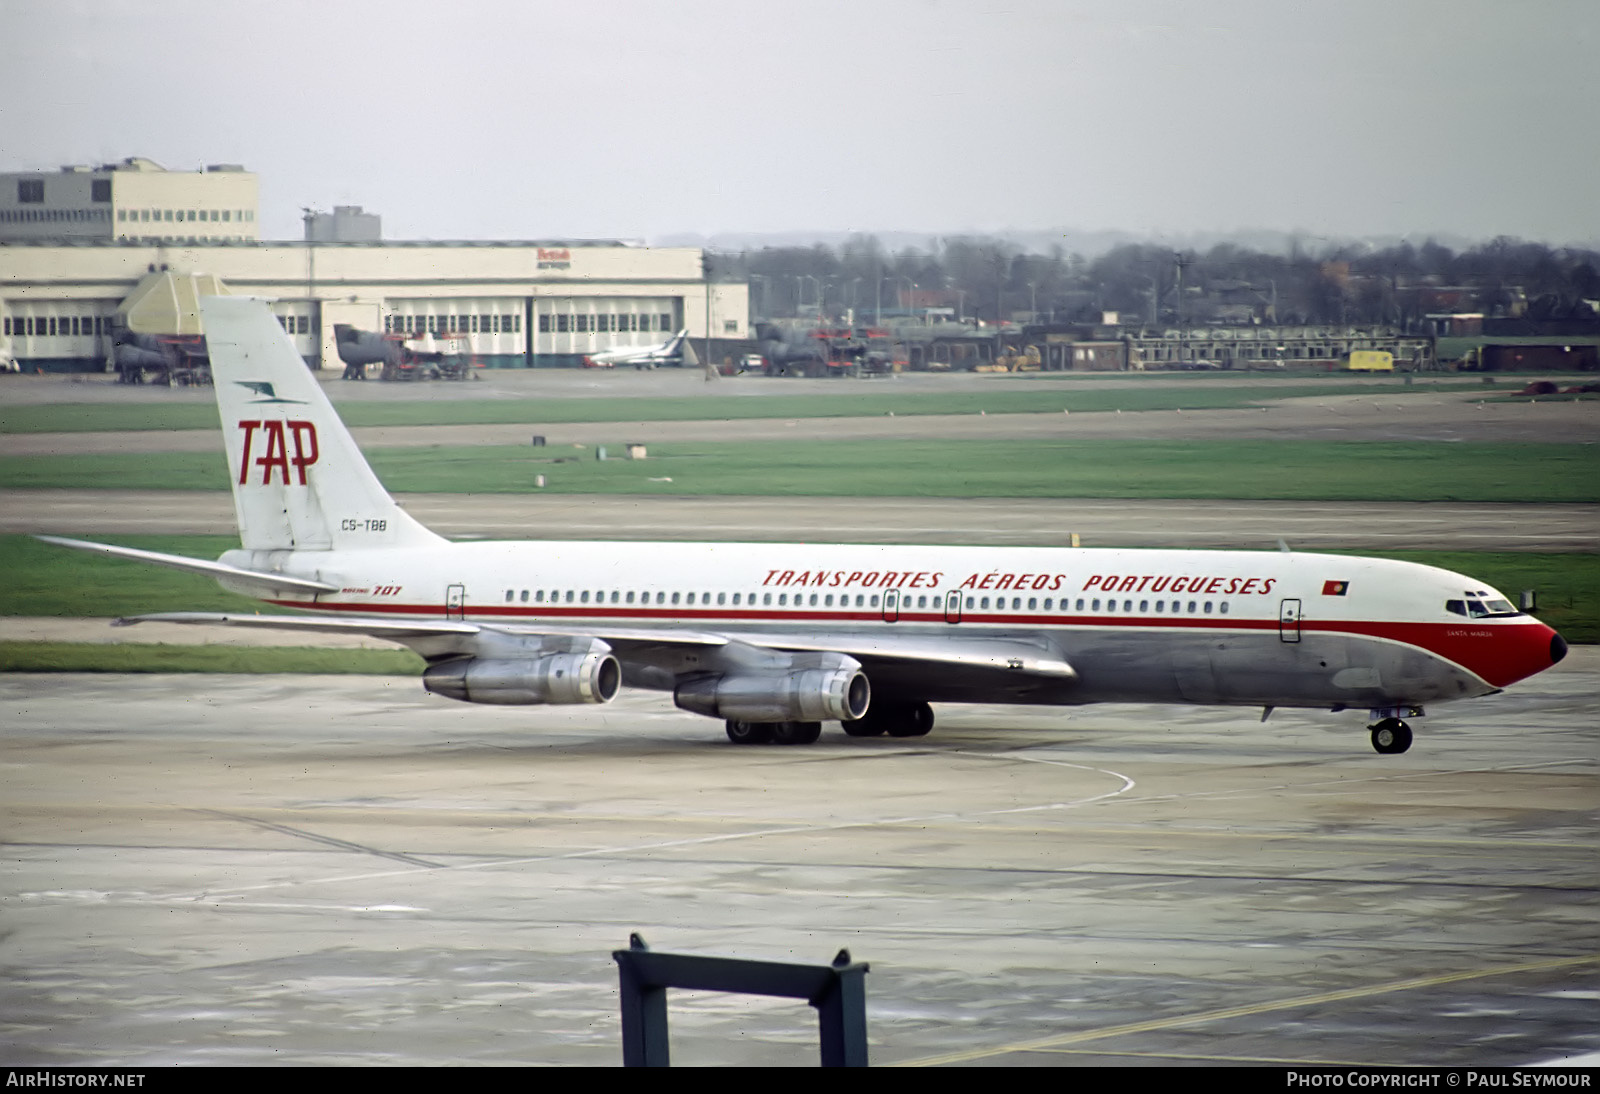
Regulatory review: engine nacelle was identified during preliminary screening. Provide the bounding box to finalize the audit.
[674,666,870,724]
[424,651,621,706]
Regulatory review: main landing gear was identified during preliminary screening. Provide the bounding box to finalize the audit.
[724,720,822,745]
[724,702,936,745]
[841,701,934,739]
[1369,717,1413,755]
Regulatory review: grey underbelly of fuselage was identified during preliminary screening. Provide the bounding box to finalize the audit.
[1055,627,1488,709]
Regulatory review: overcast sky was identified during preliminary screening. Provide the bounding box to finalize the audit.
[3,0,1596,248]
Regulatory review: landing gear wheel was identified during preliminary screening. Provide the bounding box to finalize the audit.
[771,721,822,745]
[840,718,885,738]
[884,702,935,738]
[1370,718,1413,754]
[725,720,773,745]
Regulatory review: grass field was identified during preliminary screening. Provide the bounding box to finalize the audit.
[6,535,1595,651]
[1,534,258,617]
[3,438,1595,502]
[0,378,1501,434]
[0,641,423,675]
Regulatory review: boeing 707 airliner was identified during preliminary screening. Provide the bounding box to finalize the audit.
[39,296,1568,754]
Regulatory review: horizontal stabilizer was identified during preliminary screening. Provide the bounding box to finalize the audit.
[35,536,340,596]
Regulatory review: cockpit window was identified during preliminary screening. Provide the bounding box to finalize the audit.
[1451,593,1522,619]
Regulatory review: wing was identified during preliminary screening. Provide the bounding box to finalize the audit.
[714,627,1078,703]
[116,612,1077,702]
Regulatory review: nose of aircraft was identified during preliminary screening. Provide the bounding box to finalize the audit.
[1479,620,1568,688]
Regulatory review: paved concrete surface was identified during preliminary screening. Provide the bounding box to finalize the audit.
[2,653,1595,1067]
[6,491,1596,551]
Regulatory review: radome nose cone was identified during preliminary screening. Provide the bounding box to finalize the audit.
[1551,631,1568,664]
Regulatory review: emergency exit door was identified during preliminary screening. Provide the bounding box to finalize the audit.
[944,589,963,623]
[446,583,465,621]
[1278,598,1302,642]
[882,588,900,623]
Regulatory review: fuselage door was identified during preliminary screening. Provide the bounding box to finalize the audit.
[944,589,963,624]
[1278,598,1302,643]
[882,588,900,623]
[446,583,465,621]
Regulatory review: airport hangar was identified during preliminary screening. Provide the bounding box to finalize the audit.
[0,240,750,373]
[0,159,749,372]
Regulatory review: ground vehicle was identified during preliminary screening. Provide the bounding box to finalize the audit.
[1344,350,1395,372]
[334,325,476,382]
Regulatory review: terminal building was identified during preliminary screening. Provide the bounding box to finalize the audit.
[0,159,747,372]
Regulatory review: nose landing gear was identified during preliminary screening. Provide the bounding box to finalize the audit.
[1369,717,1413,754]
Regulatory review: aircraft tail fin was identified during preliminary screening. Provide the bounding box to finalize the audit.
[201,296,443,553]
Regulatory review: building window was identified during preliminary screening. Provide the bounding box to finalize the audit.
[658,314,672,331]
[17,179,43,203]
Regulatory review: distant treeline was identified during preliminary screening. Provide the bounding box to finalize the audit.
[714,235,1600,329]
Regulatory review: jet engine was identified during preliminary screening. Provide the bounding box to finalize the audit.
[673,665,870,724]
[424,649,620,705]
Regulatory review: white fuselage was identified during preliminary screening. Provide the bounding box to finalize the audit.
[223,540,1560,711]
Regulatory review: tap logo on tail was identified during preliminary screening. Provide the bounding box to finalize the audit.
[237,420,319,485]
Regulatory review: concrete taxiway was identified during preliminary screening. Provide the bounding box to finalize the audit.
[2,654,1595,1066]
